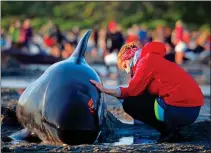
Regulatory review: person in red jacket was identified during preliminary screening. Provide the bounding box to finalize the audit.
[90,41,204,143]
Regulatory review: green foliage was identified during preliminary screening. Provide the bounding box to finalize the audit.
[199,24,210,33]
[1,1,210,31]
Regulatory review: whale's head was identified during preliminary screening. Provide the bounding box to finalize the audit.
[39,30,105,145]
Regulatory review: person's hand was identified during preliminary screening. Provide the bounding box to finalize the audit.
[90,80,106,93]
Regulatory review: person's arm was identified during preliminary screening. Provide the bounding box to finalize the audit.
[90,80,121,97]
[90,58,153,98]
[119,58,153,98]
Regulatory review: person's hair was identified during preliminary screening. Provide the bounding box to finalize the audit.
[117,41,141,70]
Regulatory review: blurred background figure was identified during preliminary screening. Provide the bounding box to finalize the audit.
[91,25,99,57]
[98,28,107,57]
[104,20,124,77]
[164,26,174,48]
[9,20,21,48]
[19,19,33,49]
[40,19,53,37]
[173,20,186,65]
[126,28,140,44]
[51,24,66,49]
[71,26,80,47]
[61,41,74,59]
[154,24,165,42]
[105,20,124,55]
[1,28,7,50]
[138,24,148,45]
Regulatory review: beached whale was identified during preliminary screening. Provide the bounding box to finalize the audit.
[11,30,109,145]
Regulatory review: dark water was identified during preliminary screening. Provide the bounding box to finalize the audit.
[9,126,157,146]
[97,125,158,145]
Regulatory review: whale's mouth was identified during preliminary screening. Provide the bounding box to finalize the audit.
[40,89,100,145]
[56,92,100,145]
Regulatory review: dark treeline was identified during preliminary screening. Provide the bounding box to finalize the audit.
[1,1,210,31]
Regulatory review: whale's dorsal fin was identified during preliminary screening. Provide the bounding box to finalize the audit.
[69,29,92,64]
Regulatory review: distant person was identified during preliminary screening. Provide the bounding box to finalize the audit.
[90,41,204,143]
[154,24,165,42]
[98,28,107,57]
[183,29,190,45]
[44,34,56,47]
[105,21,124,76]
[19,19,33,48]
[71,26,80,46]
[175,20,184,44]
[9,20,21,46]
[93,25,99,50]
[184,31,209,63]
[164,26,174,48]
[164,43,175,62]
[51,24,66,49]
[1,28,12,50]
[138,24,148,45]
[32,34,50,55]
[1,29,6,49]
[131,24,140,35]
[126,28,140,44]
[187,31,199,51]
[90,26,99,57]
[61,41,74,59]
[173,20,186,64]
[40,19,53,36]
[105,21,124,55]
[193,31,207,54]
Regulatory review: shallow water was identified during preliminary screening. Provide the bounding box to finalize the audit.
[101,137,155,145]
[97,125,159,145]
[1,64,210,96]
[10,133,156,146]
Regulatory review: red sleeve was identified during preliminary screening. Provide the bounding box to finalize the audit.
[120,58,153,98]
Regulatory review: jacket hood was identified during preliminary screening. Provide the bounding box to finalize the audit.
[140,41,166,58]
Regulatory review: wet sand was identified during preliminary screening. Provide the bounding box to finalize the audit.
[1,88,210,152]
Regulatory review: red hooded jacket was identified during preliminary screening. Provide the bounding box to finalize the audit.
[120,42,204,107]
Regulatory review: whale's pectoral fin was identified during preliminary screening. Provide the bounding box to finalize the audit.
[9,128,34,141]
